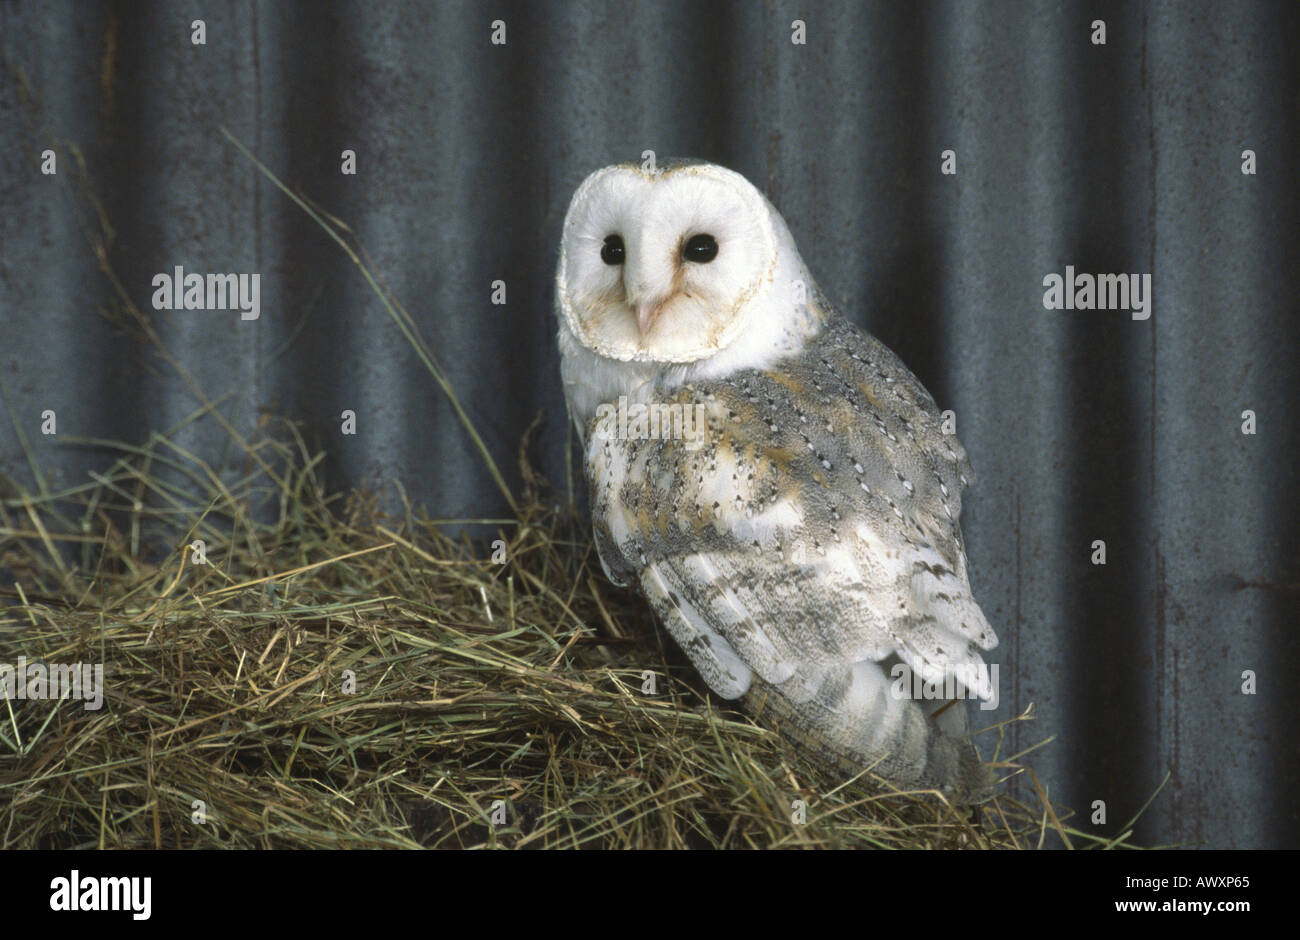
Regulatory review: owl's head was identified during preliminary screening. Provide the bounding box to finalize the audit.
[556,161,820,370]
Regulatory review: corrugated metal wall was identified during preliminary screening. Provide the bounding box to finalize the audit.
[2,0,1296,849]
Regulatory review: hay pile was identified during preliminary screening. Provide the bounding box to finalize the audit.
[0,415,1106,849]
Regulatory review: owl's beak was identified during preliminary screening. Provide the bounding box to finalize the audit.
[635,298,667,339]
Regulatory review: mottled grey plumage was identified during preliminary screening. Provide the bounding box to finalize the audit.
[584,314,996,796]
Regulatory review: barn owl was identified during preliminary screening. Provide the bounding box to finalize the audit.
[555,159,998,798]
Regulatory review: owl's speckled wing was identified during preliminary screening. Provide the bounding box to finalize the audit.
[584,314,997,793]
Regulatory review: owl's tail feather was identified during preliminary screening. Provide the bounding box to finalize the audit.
[739,662,995,803]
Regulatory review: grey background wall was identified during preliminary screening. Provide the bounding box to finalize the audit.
[1,0,1296,849]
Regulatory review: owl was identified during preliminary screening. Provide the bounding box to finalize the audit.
[555,159,998,798]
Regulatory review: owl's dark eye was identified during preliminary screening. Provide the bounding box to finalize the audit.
[683,233,719,263]
[601,234,625,265]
